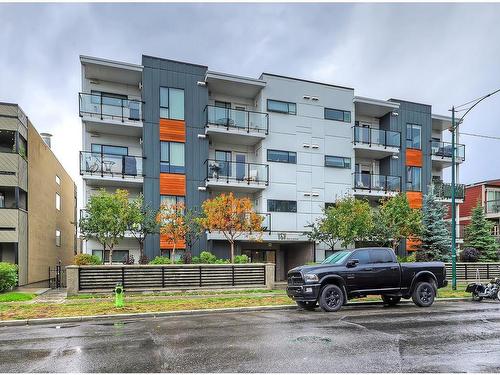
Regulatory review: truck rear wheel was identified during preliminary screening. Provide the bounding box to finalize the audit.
[296,301,317,311]
[319,284,344,312]
[382,295,401,306]
[412,282,435,307]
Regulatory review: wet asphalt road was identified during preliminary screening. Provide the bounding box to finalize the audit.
[1,301,500,373]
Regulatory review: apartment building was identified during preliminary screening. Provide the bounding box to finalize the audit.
[79,55,464,280]
[0,102,77,286]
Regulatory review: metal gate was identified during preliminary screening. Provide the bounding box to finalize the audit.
[49,262,66,289]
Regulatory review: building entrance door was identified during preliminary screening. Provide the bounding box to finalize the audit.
[242,249,276,264]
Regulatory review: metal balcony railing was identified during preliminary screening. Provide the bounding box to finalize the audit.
[353,126,401,148]
[486,199,500,214]
[205,105,269,134]
[79,92,142,122]
[431,140,465,161]
[80,151,144,178]
[353,173,401,192]
[433,181,465,200]
[205,159,269,185]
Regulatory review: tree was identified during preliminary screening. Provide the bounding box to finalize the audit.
[306,206,340,251]
[335,196,373,248]
[182,207,203,263]
[371,193,422,251]
[198,192,263,262]
[156,202,187,263]
[79,189,129,264]
[464,202,499,261]
[126,194,159,263]
[418,186,451,262]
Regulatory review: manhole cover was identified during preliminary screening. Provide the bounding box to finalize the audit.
[294,336,332,343]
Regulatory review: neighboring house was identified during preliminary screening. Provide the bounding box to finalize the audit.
[78,55,464,280]
[457,179,500,244]
[0,102,77,286]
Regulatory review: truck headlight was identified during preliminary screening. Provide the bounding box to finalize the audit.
[304,273,319,283]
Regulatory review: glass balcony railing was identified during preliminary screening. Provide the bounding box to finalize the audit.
[353,126,401,148]
[205,105,269,134]
[431,140,465,161]
[486,199,500,214]
[353,173,401,192]
[205,159,269,185]
[79,93,142,122]
[256,213,271,232]
[80,151,143,178]
[433,181,465,200]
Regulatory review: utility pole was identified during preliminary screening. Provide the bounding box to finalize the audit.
[450,106,457,290]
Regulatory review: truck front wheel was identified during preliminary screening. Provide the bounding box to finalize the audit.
[319,284,344,312]
[412,282,435,307]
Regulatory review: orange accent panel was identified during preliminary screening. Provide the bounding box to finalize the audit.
[160,173,186,196]
[160,119,186,142]
[406,149,423,167]
[160,235,186,250]
[406,191,423,209]
[406,238,421,251]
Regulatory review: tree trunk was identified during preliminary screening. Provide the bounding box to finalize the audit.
[139,240,144,259]
[171,243,176,265]
[109,244,114,265]
[230,241,235,263]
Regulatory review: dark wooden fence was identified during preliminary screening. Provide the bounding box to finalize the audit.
[73,264,268,292]
[444,263,500,281]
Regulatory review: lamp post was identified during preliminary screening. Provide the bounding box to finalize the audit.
[450,88,500,290]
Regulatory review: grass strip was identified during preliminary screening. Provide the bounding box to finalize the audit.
[0,292,36,303]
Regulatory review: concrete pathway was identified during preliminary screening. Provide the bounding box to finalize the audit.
[31,289,67,304]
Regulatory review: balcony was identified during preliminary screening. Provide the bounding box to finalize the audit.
[80,151,144,187]
[353,126,401,159]
[431,140,465,168]
[205,159,268,192]
[204,105,268,145]
[433,181,465,203]
[486,199,500,217]
[79,93,143,136]
[353,173,401,199]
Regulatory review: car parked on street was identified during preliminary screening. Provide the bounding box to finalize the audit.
[287,247,448,312]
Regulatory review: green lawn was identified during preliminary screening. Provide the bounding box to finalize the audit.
[0,292,36,303]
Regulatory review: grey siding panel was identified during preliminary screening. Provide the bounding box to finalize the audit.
[142,56,208,259]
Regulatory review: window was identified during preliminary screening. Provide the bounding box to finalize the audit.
[160,141,185,173]
[351,250,370,265]
[92,250,130,263]
[267,149,296,164]
[325,155,351,169]
[55,193,61,210]
[160,195,185,207]
[161,249,185,261]
[267,199,297,213]
[18,135,27,158]
[0,130,16,153]
[406,166,422,191]
[325,108,351,123]
[267,99,296,115]
[55,175,61,185]
[369,249,394,263]
[160,87,185,120]
[406,123,422,149]
[91,144,128,155]
[55,230,61,247]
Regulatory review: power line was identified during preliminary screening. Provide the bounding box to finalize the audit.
[460,132,500,141]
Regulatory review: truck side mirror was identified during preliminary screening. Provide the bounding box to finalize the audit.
[346,259,359,268]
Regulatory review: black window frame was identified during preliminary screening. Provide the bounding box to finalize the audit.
[324,108,351,123]
[267,199,297,213]
[406,166,422,192]
[91,143,129,156]
[160,141,185,174]
[92,249,130,264]
[406,123,422,150]
[160,195,186,207]
[325,155,351,169]
[267,149,297,164]
[266,99,297,115]
[160,87,185,120]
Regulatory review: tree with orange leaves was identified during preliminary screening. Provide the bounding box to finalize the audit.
[156,202,187,263]
[198,192,263,263]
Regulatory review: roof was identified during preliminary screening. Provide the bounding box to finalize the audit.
[260,72,354,91]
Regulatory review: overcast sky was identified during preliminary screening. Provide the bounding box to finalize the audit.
[1,2,500,206]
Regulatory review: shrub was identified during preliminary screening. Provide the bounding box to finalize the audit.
[398,253,417,263]
[0,262,18,292]
[234,254,249,264]
[459,247,481,262]
[122,255,135,265]
[199,251,217,264]
[149,256,172,265]
[138,255,149,265]
[73,254,102,265]
[182,251,193,264]
[215,258,230,264]
[191,256,200,264]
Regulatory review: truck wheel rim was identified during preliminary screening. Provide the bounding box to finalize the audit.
[325,290,340,308]
[420,286,432,303]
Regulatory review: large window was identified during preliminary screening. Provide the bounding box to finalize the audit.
[406,166,422,191]
[325,155,351,169]
[267,149,296,164]
[0,130,16,153]
[160,87,185,120]
[406,123,422,149]
[55,230,61,247]
[267,199,297,213]
[91,144,128,155]
[160,195,185,207]
[324,108,351,123]
[267,99,296,115]
[92,250,129,264]
[56,193,61,210]
[160,141,185,173]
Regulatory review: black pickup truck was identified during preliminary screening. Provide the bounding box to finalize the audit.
[287,247,447,312]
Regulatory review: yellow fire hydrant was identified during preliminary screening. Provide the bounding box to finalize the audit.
[115,284,124,308]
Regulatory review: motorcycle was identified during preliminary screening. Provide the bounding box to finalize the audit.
[466,267,500,301]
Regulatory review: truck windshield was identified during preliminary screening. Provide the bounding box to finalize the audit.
[321,251,352,265]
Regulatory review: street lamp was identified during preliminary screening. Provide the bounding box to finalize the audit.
[450,88,500,290]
